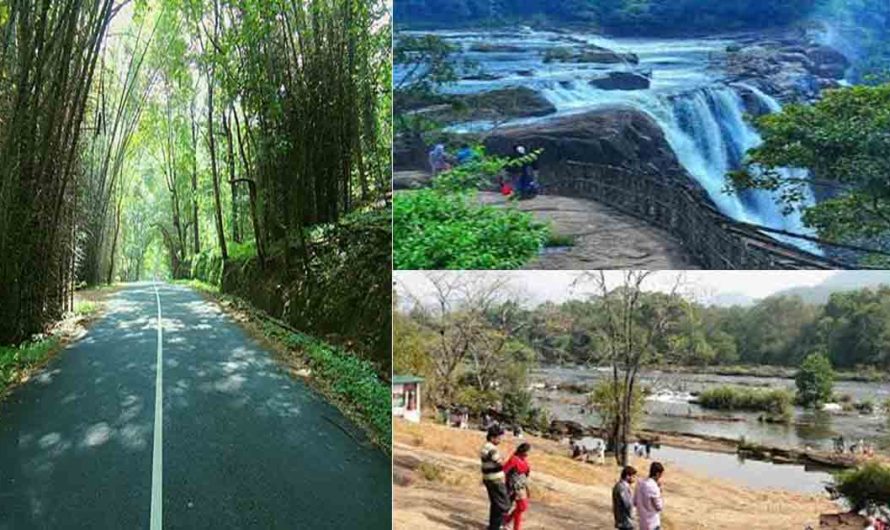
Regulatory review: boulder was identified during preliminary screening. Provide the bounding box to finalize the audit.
[483,107,707,202]
[549,419,586,438]
[589,71,651,91]
[462,86,556,119]
[461,72,504,81]
[468,43,527,53]
[544,45,639,65]
[733,83,775,117]
[806,45,850,68]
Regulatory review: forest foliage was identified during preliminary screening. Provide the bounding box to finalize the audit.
[395,0,820,34]
[732,84,890,260]
[0,0,392,348]
[397,283,890,380]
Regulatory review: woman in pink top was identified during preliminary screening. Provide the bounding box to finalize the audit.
[633,462,665,530]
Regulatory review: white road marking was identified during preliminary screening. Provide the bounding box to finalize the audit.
[150,283,164,530]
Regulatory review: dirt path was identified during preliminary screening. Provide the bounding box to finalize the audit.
[476,192,700,270]
[394,421,835,530]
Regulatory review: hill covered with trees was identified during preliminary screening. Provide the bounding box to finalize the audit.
[396,0,820,34]
[397,281,890,376]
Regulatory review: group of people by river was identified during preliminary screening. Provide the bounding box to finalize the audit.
[833,435,878,457]
[478,423,667,530]
[428,141,540,199]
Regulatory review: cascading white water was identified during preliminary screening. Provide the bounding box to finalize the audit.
[408,29,823,254]
[538,80,821,254]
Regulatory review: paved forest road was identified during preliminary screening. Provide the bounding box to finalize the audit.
[0,283,391,529]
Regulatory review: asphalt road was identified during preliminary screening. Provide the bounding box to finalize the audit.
[0,282,391,529]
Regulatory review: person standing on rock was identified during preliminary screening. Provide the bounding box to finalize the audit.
[480,425,511,530]
[613,466,638,530]
[429,142,452,176]
[502,442,532,530]
[510,144,539,199]
[634,462,665,530]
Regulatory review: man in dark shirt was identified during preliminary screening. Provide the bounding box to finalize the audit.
[613,465,637,529]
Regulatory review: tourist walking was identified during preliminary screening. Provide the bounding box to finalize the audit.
[503,442,532,530]
[429,142,452,176]
[613,466,637,530]
[634,462,665,530]
[480,425,511,530]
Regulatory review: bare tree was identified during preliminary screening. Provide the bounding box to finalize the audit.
[574,271,686,466]
[401,272,514,406]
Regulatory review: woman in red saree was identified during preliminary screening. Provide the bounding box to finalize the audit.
[502,443,531,530]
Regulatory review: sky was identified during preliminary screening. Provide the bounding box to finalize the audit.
[394,270,841,308]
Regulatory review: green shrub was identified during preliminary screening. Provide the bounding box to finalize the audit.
[0,338,60,388]
[228,241,257,263]
[394,189,548,269]
[418,462,445,482]
[698,385,793,419]
[190,249,224,286]
[836,462,890,511]
[274,328,391,448]
[795,353,834,408]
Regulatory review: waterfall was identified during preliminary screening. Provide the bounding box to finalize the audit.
[538,81,821,254]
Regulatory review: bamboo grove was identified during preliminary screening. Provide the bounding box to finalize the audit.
[0,0,392,344]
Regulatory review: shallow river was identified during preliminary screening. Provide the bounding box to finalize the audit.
[534,366,890,452]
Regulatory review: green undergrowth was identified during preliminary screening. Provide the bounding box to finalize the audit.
[544,232,576,248]
[174,278,220,294]
[186,286,390,453]
[394,188,549,269]
[1,286,109,396]
[74,300,99,317]
[0,337,61,391]
[697,385,793,421]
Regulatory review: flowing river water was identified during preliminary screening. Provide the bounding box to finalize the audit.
[534,366,890,493]
[398,28,822,252]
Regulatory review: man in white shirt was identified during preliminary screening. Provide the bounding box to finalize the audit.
[633,462,665,530]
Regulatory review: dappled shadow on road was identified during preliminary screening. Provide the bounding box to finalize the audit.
[0,283,157,528]
[158,284,390,530]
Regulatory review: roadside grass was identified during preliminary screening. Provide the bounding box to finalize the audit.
[180,283,391,453]
[0,284,115,398]
[0,338,61,389]
[174,278,220,294]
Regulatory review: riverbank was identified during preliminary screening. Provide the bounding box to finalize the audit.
[542,363,890,387]
[394,420,836,529]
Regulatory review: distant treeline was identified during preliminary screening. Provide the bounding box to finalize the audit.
[509,286,890,370]
[396,0,819,34]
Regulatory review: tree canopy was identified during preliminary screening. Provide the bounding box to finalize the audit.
[395,0,819,34]
[0,0,392,344]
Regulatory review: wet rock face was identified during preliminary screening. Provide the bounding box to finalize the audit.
[483,107,698,188]
[461,86,557,119]
[589,71,651,91]
[544,44,639,65]
[723,37,850,103]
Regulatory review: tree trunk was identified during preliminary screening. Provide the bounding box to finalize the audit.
[190,101,200,255]
[222,108,239,243]
[206,77,227,261]
[106,192,122,285]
